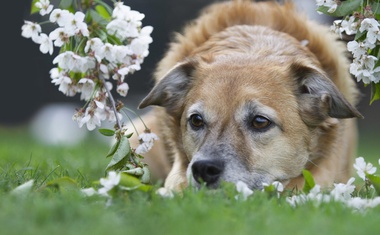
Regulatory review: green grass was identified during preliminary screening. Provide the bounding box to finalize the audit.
[0,126,379,235]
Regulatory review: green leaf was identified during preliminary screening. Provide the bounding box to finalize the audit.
[140,166,151,184]
[105,136,131,171]
[46,177,78,191]
[354,29,367,41]
[119,173,152,192]
[93,0,114,15]
[59,0,74,9]
[98,128,115,136]
[302,169,315,194]
[95,5,111,21]
[106,34,122,45]
[30,0,40,14]
[106,139,120,158]
[370,82,380,104]
[94,29,108,41]
[371,2,380,15]
[90,9,108,26]
[125,132,134,138]
[366,174,380,196]
[317,0,362,17]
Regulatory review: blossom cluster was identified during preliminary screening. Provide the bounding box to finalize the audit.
[316,0,338,13]
[316,0,380,102]
[232,156,380,211]
[286,157,380,211]
[135,130,159,155]
[330,10,380,84]
[21,0,153,131]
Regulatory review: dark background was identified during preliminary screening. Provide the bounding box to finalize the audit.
[2,0,380,139]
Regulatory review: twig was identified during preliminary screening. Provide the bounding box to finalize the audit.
[99,76,122,132]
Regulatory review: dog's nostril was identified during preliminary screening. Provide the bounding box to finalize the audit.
[191,160,224,185]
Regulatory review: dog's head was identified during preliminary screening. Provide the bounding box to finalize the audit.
[138,28,362,190]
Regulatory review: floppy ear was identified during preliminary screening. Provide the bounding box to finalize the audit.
[138,60,197,114]
[293,64,363,126]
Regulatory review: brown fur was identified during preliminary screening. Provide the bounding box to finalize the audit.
[130,0,362,191]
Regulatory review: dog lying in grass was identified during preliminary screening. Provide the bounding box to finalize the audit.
[132,0,363,192]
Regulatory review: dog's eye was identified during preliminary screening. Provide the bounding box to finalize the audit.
[251,115,271,130]
[189,114,204,129]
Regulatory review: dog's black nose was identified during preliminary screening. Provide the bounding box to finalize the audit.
[191,160,224,186]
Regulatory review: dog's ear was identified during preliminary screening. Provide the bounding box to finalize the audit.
[138,60,196,114]
[293,64,363,126]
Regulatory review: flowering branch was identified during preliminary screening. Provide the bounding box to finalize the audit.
[317,0,380,103]
[22,0,158,185]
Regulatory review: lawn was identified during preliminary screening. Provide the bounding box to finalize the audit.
[0,126,379,235]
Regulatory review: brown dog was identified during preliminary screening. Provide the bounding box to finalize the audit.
[132,0,363,192]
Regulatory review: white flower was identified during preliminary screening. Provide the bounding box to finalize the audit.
[117,67,130,82]
[72,109,85,124]
[331,20,343,37]
[10,180,34,196]
[53,51,74,70]
[306,185,331,205]
[34,33,54,55]
[272,181,284,192]
[21,21,41,43]
[316,0,337,13]
[81,187,97,197]
[345,197,380,211]
[65,11,88,36]
[49,27,71,47]
[85,37,104,54]
[139,131,159,143]
[286,194,307,207]
[126,10,145,24]
[53,51,95,73]
[35,0,53,16]
[235,181,254,200]
[106,19,135,41]
[98,171,121,197]
[330,177,356,201]
[97,106,122,123]
[98,43,116,62]
[347,41,367,59]
[113,45,130,63]
[340,16,358,35]
[156,187,174,198]
[78,78,95,101]
[117,83,129,97]
[49,67,60,80]
[112,2,131,19]
[79,106,103,131]
[107,3,144,40]
[49,9,71,27]
[362,55,378,71]
[353,157,377,181]
[131,38,150,58]
[51,72,77,97]
[135,142,152,155]
[135,131,159,154]
[99,64,110,79]
[365,28,380,45]
[359,18,380,33]
[262,181,284,198]
[138,26,153,44]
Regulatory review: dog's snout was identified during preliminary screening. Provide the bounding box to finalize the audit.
[192,160,224,186]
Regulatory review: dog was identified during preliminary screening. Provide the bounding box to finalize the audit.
[131,0,363,192]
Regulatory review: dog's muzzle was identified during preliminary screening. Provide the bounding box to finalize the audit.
[191,159,225,187]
